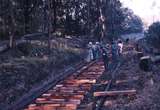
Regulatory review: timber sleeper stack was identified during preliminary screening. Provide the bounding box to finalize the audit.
[24,61,104,110]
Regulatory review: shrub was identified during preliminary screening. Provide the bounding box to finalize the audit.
[146,22,160,48]
[17,43,32,55]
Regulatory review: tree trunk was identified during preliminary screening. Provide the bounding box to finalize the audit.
[24,0,30,34]
[9,35,13,48]
[87,0,91,35]
[65,7,70,34]
[99,0,106,42]
[9,0,16,48]
[47,0,52,53]
[53,0,57,32]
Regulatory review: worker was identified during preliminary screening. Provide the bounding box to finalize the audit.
[95,42,101,59]
[101,46,109,71]
[92,43,97,60]
[126,38,129,43]
[118,40,123,56]
[111,41,118,62]
[111,41,119,69]
[86,42,94,62]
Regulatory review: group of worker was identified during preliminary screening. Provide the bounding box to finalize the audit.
[87,42,101,61]
[86,40,123,71]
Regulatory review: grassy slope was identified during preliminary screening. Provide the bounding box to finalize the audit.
[0,37,85,107]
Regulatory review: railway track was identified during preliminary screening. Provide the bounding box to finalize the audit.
[5,61,93,110]
[93,62,121,110]
[93,60,138,110]
[88,43,141,110]
[22,61,105,110]
[5,43,139,110]
[23,45,137,110]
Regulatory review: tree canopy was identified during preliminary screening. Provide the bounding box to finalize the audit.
[146,22,160,48]
[0,0,143,42]
[122,8,143,34]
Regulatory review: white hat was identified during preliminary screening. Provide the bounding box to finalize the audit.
[89,42,92,45]
[96,42,99,44]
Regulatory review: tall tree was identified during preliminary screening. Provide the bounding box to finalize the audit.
[122,8,143,33]
[0,0,137,42]
[146,22,160,48]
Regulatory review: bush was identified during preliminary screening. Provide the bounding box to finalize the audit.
[17,43,32,55]
[0,30,9,40]
[146,22,160,48]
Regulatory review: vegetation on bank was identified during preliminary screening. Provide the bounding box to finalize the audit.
[146,22,160,49]
[0,38,83,107]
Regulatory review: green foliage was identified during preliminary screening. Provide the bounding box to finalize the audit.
[146,22,160,48]
[105,0,125,37]
[0,0,142,41]
[122,8,143,34]
[0,45,82,105]
[17,43,32,55]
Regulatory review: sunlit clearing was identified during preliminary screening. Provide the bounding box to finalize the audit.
[120,0,160,25]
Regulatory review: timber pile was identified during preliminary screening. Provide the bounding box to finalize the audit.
[139,56,151,71]
[24,61,105,110]
[139,55,160,71]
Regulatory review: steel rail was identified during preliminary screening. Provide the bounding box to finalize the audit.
[5,61,96,110]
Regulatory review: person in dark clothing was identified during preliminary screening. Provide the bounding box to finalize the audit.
[111,41,119,70]
[95,42,101,59]
[111,41,118,62]
[101,47,109,71]
[92,43,97,60]
[126,38,129,43]
[135,43,140,51]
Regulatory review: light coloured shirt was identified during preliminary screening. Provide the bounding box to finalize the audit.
[118,43,123,53]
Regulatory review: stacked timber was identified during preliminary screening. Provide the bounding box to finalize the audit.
[139,56,151,72]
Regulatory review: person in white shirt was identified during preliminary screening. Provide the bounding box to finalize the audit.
[118,40,123,55]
